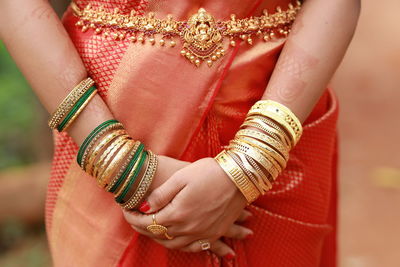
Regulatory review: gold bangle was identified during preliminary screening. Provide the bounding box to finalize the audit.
[106,141,141,192]
[236,129,290,160]
[93,135,129,180]
[96,136,131,185]
[121,150,158,210]
[240,120,291,148]
[85,129,127,174]
[234,137,287,169]
[227,150,271,194]
[242,152,275,186]
[48,77,95,129]
[60,89,98,132]
[80,123,124,169]
[229,140,281,177]
[98,140,135,188]
[114,149,145,199]
[244,116,292,147]
[248,100,302,145]
[215,150,259,204]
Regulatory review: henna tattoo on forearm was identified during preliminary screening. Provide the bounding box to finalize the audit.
[267,40,318,103]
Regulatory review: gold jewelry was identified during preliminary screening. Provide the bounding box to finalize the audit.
[248,100,302,145]
[242,152,274,186]
[106,141,141,192]
[61,88,98,132]
[230,150,272,192]
[113,149,145,199]
[236,129,290,160]
[48,77,94,129]
[229,140,281,177]
[244,116,292,147]
[85,129,127,173]
[227,150,270,194]
[80,123,124,169]
[198,240,211,250]
[146,214,174,240]
[71,1,301,67]
[236,136,287,168]
[93,135,129,179]
[214,150,259,203]
[121,150,158,210]
[97,140,134,188]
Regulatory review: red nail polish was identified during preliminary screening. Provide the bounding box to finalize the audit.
[224,253,235,261]
[246,232,254,239]
[139,201,150,213]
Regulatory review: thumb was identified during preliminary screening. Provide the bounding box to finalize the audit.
[139,175,185,214]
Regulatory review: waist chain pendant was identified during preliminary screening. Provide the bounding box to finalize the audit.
[180,8,225,67]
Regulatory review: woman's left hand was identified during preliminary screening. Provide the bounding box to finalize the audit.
[122,157,251,257]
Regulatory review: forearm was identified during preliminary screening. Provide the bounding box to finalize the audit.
[0,0,113,144]
[263,0,361,122]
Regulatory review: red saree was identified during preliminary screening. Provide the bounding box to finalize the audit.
[46,0,338,266]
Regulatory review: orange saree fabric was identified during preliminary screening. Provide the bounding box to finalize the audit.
[45,0,338,266]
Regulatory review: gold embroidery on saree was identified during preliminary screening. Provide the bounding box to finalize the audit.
[72,1,301,67]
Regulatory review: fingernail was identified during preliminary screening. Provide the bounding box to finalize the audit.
[139,201,150,213]
[246,232,254,239]
[224,253,235,261]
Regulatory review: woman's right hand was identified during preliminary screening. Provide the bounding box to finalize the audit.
[125,155,253,259]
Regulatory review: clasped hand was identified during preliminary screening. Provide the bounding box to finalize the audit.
[122,157,253,258]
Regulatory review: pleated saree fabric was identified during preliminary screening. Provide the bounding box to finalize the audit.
[45,0,338,266]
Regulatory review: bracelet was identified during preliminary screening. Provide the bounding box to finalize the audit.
[121,150,158,210]
[230,150,272,193]
[247,100,302,145]
[97,140,134,188]
[244,116,292,148]
[77,119,120,165]
[236,129,290,160]
[48,77,95,129]
[95,135,132,187]
[105,141,141,192]
[57,86,98,132]
[229,140,281,177]
[115,149,148,202]
[236,135,288,167]
[85,129,127,173]
[242,152,274,187]
[215,150,259,204]
[227,150,269,194]
[108,143,145,193]
[93,135,130,180]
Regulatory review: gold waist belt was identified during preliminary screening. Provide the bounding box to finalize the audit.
[71,1,301,67]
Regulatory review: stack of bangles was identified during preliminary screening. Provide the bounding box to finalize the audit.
[214,99,303,203]
[48,76,302,210]
[48,77,158,210]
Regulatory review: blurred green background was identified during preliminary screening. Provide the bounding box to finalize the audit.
[0,1,69,266]
[0,40,52,266]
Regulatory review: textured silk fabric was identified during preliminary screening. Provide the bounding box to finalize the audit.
[45,0,338,266]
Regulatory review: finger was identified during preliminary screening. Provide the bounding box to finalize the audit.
[122,209,154,230]
[122,210,178,238]
[235,209,252,223]
[223,224,253,240]
[210,240,235,260]
[139,174,186,213]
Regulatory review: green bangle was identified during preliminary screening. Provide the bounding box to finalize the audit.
[57,85,97,132]
[115,150,148,203]
[109,143,145,193]
[77,119,119,165]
